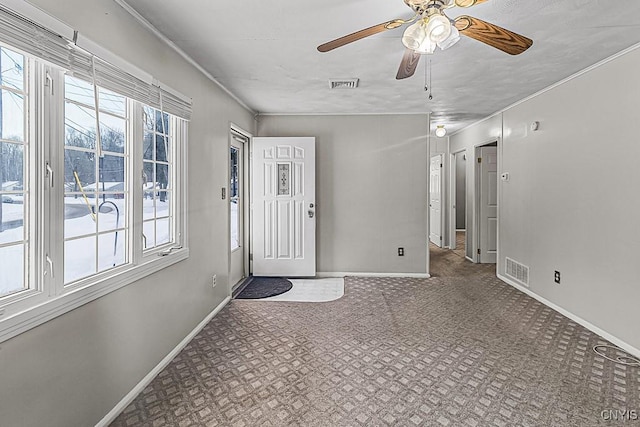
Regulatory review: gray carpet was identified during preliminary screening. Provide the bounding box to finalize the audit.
[111,246,639,426]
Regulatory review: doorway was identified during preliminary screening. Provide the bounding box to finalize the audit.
[429,154,444,247]
[251,137,316,277]
[449,150,466,258]
[229,128,250,290]
[474,142,498,264]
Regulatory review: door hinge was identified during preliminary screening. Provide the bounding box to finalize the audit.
[477,157,482,163]
[440,163,443,168]
[477,248,481,255]
[249,253,253,261]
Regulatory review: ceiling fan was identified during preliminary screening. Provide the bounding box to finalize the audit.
[317,0,533,80]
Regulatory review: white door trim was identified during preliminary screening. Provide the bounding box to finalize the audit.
[448,149,466,251]
[429,154,444,247]
[228,123,252,293]
[473,138,500,264]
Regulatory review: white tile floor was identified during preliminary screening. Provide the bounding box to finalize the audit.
[260,278,344,302]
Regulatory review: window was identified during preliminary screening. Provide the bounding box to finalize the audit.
[142,106,173,250]
[0,46,27,298]
[64,75,129,284]
[0,3,192,342]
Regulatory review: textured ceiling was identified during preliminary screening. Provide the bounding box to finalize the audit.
[121,0,640,133]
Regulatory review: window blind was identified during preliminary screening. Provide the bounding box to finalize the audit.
[0,4,192,120]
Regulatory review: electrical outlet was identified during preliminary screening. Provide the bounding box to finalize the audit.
[554,271,561,284]
[212,275,217,288]
[398,247,404,256]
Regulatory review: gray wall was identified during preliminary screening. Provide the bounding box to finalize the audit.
[0,1,254,426]
[258,115,429,275]
[455,153,466,229]
[450,47,640,352]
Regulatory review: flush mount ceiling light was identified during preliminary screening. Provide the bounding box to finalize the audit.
[317,0,533,80]
[435,125,447,137]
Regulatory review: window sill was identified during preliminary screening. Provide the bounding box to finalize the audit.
[0,247,189,343]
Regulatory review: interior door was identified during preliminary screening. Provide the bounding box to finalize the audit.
[479,146,498,263]
[429,155,443,247]
[252,137,316,276]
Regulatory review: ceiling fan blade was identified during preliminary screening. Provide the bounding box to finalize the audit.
[396,49,421,80]
[317,19,405,52]
[454,15,533,55]
[455,0,489,7]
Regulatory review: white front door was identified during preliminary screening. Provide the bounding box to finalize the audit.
[429,155,443,247]
[479,146,498,263]
[252,137,316,277]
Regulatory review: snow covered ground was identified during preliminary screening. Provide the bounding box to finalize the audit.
[0,196,171,296]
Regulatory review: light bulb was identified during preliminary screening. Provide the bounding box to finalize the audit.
[425,15,451,44]
[437,25,460,50]
[435,125,447,137]
[402,20,427,51]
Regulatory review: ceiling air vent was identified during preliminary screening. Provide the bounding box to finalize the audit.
[505,257,530,287]
[329,78,359,89]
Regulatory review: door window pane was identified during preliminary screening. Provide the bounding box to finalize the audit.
[230,146,240,250]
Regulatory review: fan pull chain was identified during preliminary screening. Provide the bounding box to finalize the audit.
[424,57,428,92]
[424,59,433,101]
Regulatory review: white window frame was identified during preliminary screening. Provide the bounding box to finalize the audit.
[0,42,190,343]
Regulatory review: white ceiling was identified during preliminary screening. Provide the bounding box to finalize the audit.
[122,0,640,133]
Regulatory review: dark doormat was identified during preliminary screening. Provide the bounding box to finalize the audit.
[235,277,293,299]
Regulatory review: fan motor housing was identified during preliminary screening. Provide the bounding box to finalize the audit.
[404,0,451,14]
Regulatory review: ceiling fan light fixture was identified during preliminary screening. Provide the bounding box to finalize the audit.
[416,36,437,54]
[435,125,447,137]
[401,20,427,50]
[426,14,452,44]
[437,25,460,50]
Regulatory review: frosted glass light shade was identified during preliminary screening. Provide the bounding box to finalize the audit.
[426,15,451,44]
[402,21,427,50]
[416,37,436,54]
[438,25,460,50]
[435,125,447,137]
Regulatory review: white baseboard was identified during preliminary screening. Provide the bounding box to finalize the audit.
[95,296,232,427]
[316,272,431,279]
[497,273,640,360]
